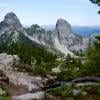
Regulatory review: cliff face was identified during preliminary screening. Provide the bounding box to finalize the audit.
[56,18,75,45]
[55,18,89,53]
[0,12,23,35]
[0,12,25,43]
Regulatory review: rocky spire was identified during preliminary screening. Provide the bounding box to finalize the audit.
[56,18,75,45]
[3,12,22,29]
[0,12,23,34]
[56,18,72,29]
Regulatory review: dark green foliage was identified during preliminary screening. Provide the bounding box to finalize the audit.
[53,55,83,81]
[48,86,75,100]
[0,31,15,52]
[80,36,100,76]
[32,60,58,77]
[60,54,82,72]
[6,41,56,65]
[73,50,85,57]
[90,0,100,5]
[48,84,100,100]
[0,83,11,99]
[87,36,100,75]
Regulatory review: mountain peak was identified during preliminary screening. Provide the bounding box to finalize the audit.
[0,12,23,35]
[3,12,22,29]
[56,18,71,28]
[56,18,74,45]
[5,12,17,19]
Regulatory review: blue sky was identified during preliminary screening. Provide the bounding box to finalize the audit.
[0,0,100,26]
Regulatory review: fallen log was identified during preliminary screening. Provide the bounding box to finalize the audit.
[72,77,100,83]
[30,76,100,93]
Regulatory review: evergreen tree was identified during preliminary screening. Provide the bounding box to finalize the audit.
[83,36,100,76]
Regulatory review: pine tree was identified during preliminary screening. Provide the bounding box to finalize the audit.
[84,36,100,76]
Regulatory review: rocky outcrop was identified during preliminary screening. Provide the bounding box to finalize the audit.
[13,92,44,100]
[0,53,43,90]
[4,12,22,29]
[0,12,25,43]
[0,53,45,99]
[56,18,75,45]
[55,18,89,52]
[25,24,55,47]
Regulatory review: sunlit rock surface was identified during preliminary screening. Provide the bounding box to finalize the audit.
[0,53,44,100]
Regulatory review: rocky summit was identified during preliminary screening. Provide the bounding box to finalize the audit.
[55,18,89,52]
[56,18,75,45]
[0,12,25,44]
[3,12,22,29]
[0,12,23,35]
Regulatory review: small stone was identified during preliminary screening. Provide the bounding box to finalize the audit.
[72,89,81,96]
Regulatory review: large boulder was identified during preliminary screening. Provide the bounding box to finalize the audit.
[0,53,43,91]
[0,53,45,99]
[13,92,45,100]
[0,53,7,60]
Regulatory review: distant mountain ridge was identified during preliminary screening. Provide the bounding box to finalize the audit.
[72,26,100,37]
[0,12,99,57]
[26,18,89,55]
[42,25,100,37]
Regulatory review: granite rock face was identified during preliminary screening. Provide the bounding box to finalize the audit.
[0,53,44,99]
[0,12,25,44]
[25,24,54,46]
[56,18,75,45]
[3,12,22,29]
[0,53,43,91]
[0,12,23,35]
[55,18,89,52]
